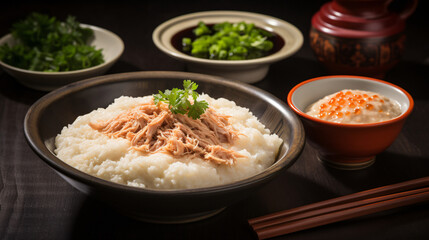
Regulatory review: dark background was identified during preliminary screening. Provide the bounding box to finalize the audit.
[1,1,428,239]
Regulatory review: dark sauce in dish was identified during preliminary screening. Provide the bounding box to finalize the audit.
[171,24,285,60]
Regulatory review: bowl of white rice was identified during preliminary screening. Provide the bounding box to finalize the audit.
[24,71,304,223]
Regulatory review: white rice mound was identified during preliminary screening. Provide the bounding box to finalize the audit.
[54,94,283,189]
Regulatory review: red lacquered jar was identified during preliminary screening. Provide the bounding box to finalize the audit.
[310,0,418,78]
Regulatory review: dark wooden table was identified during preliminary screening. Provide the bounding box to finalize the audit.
[1,1,429,239]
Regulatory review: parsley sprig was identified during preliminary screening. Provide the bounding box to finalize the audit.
[153,80,209,119]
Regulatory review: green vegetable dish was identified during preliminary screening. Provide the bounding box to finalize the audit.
[181,21,275,60]
[154,80,209,119]
[0,13,104,72]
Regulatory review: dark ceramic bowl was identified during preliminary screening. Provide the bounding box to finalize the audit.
[24,71,304,223]
[287,75,413,170]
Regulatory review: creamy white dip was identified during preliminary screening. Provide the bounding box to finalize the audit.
[305,89,402,124]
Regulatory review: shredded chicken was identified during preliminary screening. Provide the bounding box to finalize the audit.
[89,98,243,165]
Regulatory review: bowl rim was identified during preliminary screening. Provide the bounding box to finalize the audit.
[0,24,124,75]
[152,10,303,66]
[24,71,305,195]
[287,75,414,128]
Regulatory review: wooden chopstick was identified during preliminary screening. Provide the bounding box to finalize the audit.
[251,186,429,231]
[248,176,429,239]
[249,176,429,226]
[253,189,429,239]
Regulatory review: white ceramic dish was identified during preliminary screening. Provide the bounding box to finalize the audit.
[0,24,124,91]
[153,11,303,83]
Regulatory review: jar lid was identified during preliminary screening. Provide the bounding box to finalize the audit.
[312,2,406,38]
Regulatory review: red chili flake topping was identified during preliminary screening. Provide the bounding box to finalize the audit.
[336,92,343,98]
[354,108,361,115]
[316,91,385,120]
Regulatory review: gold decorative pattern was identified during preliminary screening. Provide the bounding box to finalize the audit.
[310,28,405,69]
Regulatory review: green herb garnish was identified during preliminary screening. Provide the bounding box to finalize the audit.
[0,12,104,72]
[182,21,274,60]
[153,80,209,119]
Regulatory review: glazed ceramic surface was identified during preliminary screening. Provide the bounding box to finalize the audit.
[288,75,413,170]
[24,71,304,223]
[153,11,303,83]
[310,0,418,78]
[0,24,124,91]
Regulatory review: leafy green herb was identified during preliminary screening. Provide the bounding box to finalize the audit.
[0,12,104,72]
[153,80,209,119]
[182,21,274,60]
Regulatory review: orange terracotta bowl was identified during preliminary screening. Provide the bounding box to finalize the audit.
[287,75,414,170]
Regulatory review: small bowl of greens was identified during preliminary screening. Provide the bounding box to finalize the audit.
[0,13,124,91]
[153,11,303,83]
